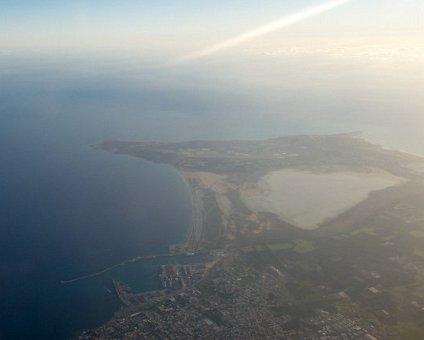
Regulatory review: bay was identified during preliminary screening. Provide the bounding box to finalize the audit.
[0,110,192,339]
[0,55,422,338]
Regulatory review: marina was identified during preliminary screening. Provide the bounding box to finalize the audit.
[60,252,209,284]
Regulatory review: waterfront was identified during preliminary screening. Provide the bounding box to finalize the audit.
[0,111,192,339]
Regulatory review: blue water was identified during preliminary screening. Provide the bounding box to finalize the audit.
[0,74,193,338]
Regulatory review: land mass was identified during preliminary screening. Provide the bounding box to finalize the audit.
[95,133,422,248]
[81,133,424,339]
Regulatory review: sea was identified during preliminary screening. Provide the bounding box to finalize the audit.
[0,55,422,339]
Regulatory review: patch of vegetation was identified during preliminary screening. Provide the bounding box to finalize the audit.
[413,248,424,258]
[202,189,225,248]
[397,321,424,340]
[204,309,226,326]
[240,246,256,253]
[350,227,376,236]
[408,230,424,238]
[293,240,315,254]
[268,242,293,251]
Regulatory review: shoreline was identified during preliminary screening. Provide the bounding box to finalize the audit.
[174,170,205,251]
[358,132,424,158]
[61,168,205,285]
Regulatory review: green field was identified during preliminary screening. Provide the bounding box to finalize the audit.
[409,230,424,238]
[268,243,293,251]
[293,240,315,254]
[397,321,424,340]
[350,227,376,236]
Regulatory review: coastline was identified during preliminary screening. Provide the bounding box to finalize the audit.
[359,132,424,158]
[93,134,424,247]
[173,170,205,252]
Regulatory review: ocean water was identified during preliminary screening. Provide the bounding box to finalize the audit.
[0,87,193,338]
[0,55,422,338]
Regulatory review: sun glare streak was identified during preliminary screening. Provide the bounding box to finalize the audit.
[171,0,352,65]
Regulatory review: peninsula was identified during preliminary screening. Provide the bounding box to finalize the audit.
[82,133,424,339]
[95,133,422,247]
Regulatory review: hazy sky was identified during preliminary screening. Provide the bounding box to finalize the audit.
[1,0,422,58]
[1,1,423,154]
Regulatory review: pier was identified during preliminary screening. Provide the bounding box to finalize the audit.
[60,252,206,284]
[60,254,160,284]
